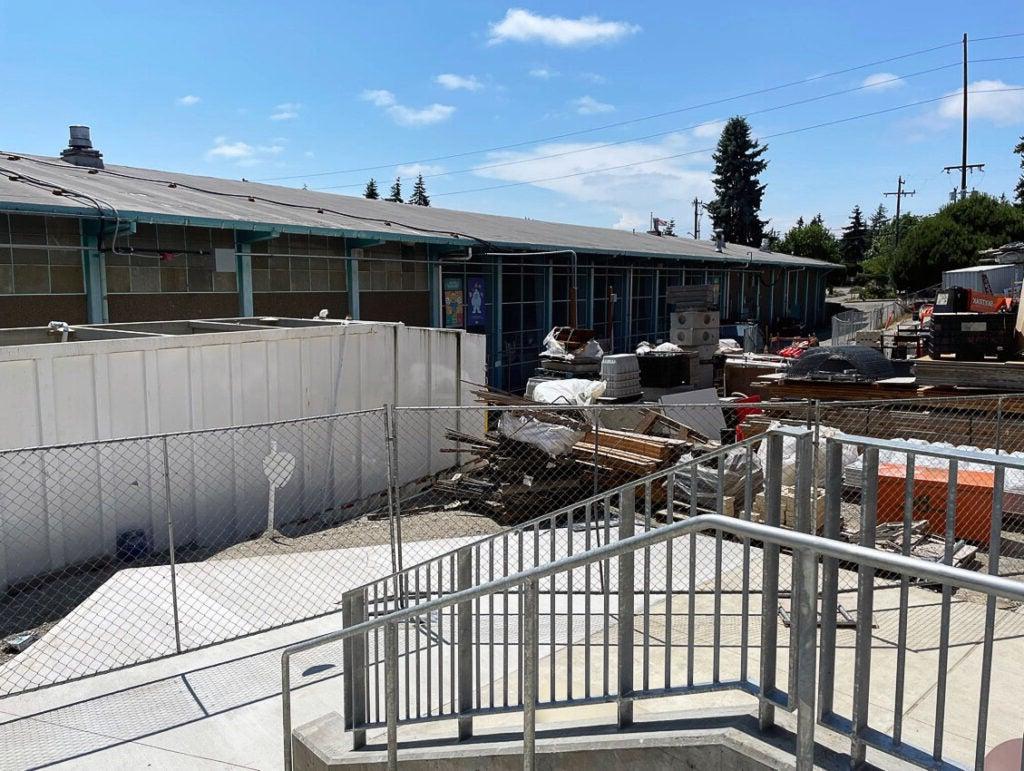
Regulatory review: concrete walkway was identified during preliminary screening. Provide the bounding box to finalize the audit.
[2,532,1023,770]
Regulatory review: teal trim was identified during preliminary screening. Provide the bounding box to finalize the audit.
[0,201,836,271]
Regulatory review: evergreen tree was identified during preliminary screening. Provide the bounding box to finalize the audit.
[386,177,403,203]
[840,205,870,277]
[364,178,380,199]
[663,219,676,236]
[409,174,431,206]
[778,218,840,266]
[705,117,769,246]
[868,204,888,238]
[1014,135,1024,207]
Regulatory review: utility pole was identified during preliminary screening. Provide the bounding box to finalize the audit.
[691,198,706,239]
[943,33,984,197]
[883,176,915,246]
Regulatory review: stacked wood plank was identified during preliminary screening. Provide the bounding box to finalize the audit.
[435,388,699,523]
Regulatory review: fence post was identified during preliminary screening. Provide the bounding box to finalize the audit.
[383,405,404,577]
[996,396,1004,455]
[342,588,368,750]
[591,408,600,497]
[617,486,635,728]
[758,431,784,731]
[161,435,182,655]
[456,547,473,741]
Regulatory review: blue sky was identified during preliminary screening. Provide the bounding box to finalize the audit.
[2,1,1023,236]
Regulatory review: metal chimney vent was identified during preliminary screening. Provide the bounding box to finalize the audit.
[714,229,725,253]
[60,125,104,169]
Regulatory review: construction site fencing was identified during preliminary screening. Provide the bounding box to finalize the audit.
[829,300,907,346]
[3,393,1024,698]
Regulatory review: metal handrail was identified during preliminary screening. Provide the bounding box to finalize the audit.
[357,432,764,602]
[281,502,1024,769]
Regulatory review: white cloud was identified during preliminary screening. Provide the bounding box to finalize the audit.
[304,150,315,158]
[529,67,555,79]
[488,8,640,47]
[691,120,726,139]
[205,137,284,165]
[270,102,302,120]
[397,163,446,177]
[472,132,712,231]
[176,94,201,107]
[861,72,905,91]
[937,79,1024,126]
[361,89,455,126]
[580,72,607,85]
[573,95,615,115]
[435,73,483,91]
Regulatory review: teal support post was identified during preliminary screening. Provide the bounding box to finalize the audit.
[427,245,440,328]
[80,220,108,323]
[347,245,362,319]
[236,242,253,317]
[543,263,553,331]
[488,254,503,389]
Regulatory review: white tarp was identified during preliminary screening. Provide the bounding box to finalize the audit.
[498,413,585,457]
[532,378,606,405]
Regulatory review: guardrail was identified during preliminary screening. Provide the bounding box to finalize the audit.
[281,427,1024,771]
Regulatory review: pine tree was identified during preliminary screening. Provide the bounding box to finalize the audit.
[409,174,430,206]
[868,204,888,236]
[705,117,769,246]
[364,178,380,199]
[386,177,403,203]
[1014,135,1024,207]
[840,205,870,277]
[663,219,676,236]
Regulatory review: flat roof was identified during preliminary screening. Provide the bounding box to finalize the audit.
[0,152,833,270]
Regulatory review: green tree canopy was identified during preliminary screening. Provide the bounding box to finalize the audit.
[875,193,1024,290]
[364,178,380,199]
[706,117,768,246]
[386,177,403,203]
[778,217,840,266]
[408,174,430,206]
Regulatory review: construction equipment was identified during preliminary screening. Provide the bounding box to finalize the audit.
[927,286,1017,360]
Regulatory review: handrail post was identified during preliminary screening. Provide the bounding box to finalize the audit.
[457,547,473,741]
[788,429,813,707]
[342,588,368,750]
[523,578,539,771]
[795,543,818,771]
[385,621,399,771]
[817,439,843,721]
[759,431,783,731]
[617,487,635,729]
[850,447,879,768]
[282,652,293,771]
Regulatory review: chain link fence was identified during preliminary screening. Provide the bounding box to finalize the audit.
[3,393,1024,697]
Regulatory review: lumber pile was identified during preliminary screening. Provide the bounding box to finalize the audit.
[844,520,979,572]
[435,387,701,523]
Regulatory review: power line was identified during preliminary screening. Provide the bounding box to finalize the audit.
[428,86,1024,198]
[316,59,1024,192]
[254,37,976,183]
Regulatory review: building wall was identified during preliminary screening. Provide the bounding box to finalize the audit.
[0,214,87,326]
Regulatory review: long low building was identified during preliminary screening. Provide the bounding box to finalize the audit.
[0,127,834,390]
